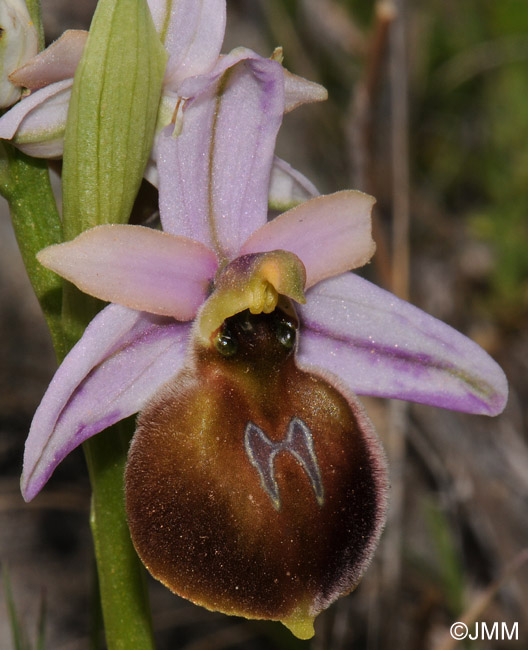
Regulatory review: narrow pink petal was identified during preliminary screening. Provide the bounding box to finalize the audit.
[37,225,218,320]
[298,274,508,416]
[283,69,328,113]
[0,79,72,157]
[152,0,226,89]
[175,48,257,98]
[268,156,319,210]
[158,49,284,260]
[22,305,191,501]
[240,190,376,288]
[9,30,87,90]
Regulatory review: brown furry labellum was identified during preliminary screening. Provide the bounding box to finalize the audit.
[125,306,388,639]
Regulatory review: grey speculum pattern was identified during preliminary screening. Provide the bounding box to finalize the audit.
[244,417,324,510]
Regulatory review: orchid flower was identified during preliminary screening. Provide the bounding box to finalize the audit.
[0,0,325,202]
[22,44,507,641]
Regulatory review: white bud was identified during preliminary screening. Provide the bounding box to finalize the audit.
[0,0,39,108]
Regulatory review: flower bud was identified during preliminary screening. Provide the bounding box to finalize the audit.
[0,0,38,108]
[126,305,388,638]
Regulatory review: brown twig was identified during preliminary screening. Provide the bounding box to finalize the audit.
[347,2,396,289]
[348,1,396,189]
[379,0,412,646]
[388,1,410,302]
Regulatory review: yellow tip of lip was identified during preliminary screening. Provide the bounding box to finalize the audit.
[281,613,315,639]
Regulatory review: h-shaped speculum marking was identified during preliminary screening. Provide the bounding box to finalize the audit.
[244,417,324,511]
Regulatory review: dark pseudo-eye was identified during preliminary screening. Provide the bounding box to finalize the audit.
[276,320,296,349]
[214,330,238,357]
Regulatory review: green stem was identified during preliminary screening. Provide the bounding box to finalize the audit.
[0,145,65,359]
[85,420,155,650]
[2,0,163,645]
[1,155,156,650]
[60,286,157,650]
[89,560,104,650]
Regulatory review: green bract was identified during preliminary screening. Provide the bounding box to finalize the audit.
[62,0,167,240]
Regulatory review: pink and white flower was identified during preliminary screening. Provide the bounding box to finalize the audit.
[22,50,507,503]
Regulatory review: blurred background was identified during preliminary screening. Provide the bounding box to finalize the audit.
[1,0,527,648]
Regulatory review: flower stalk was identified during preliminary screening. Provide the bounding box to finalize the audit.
[0,143,65,356]
[85,420,155,650]
[2,0,167,647]
[0,147,156,650]
[60,0,166,646]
